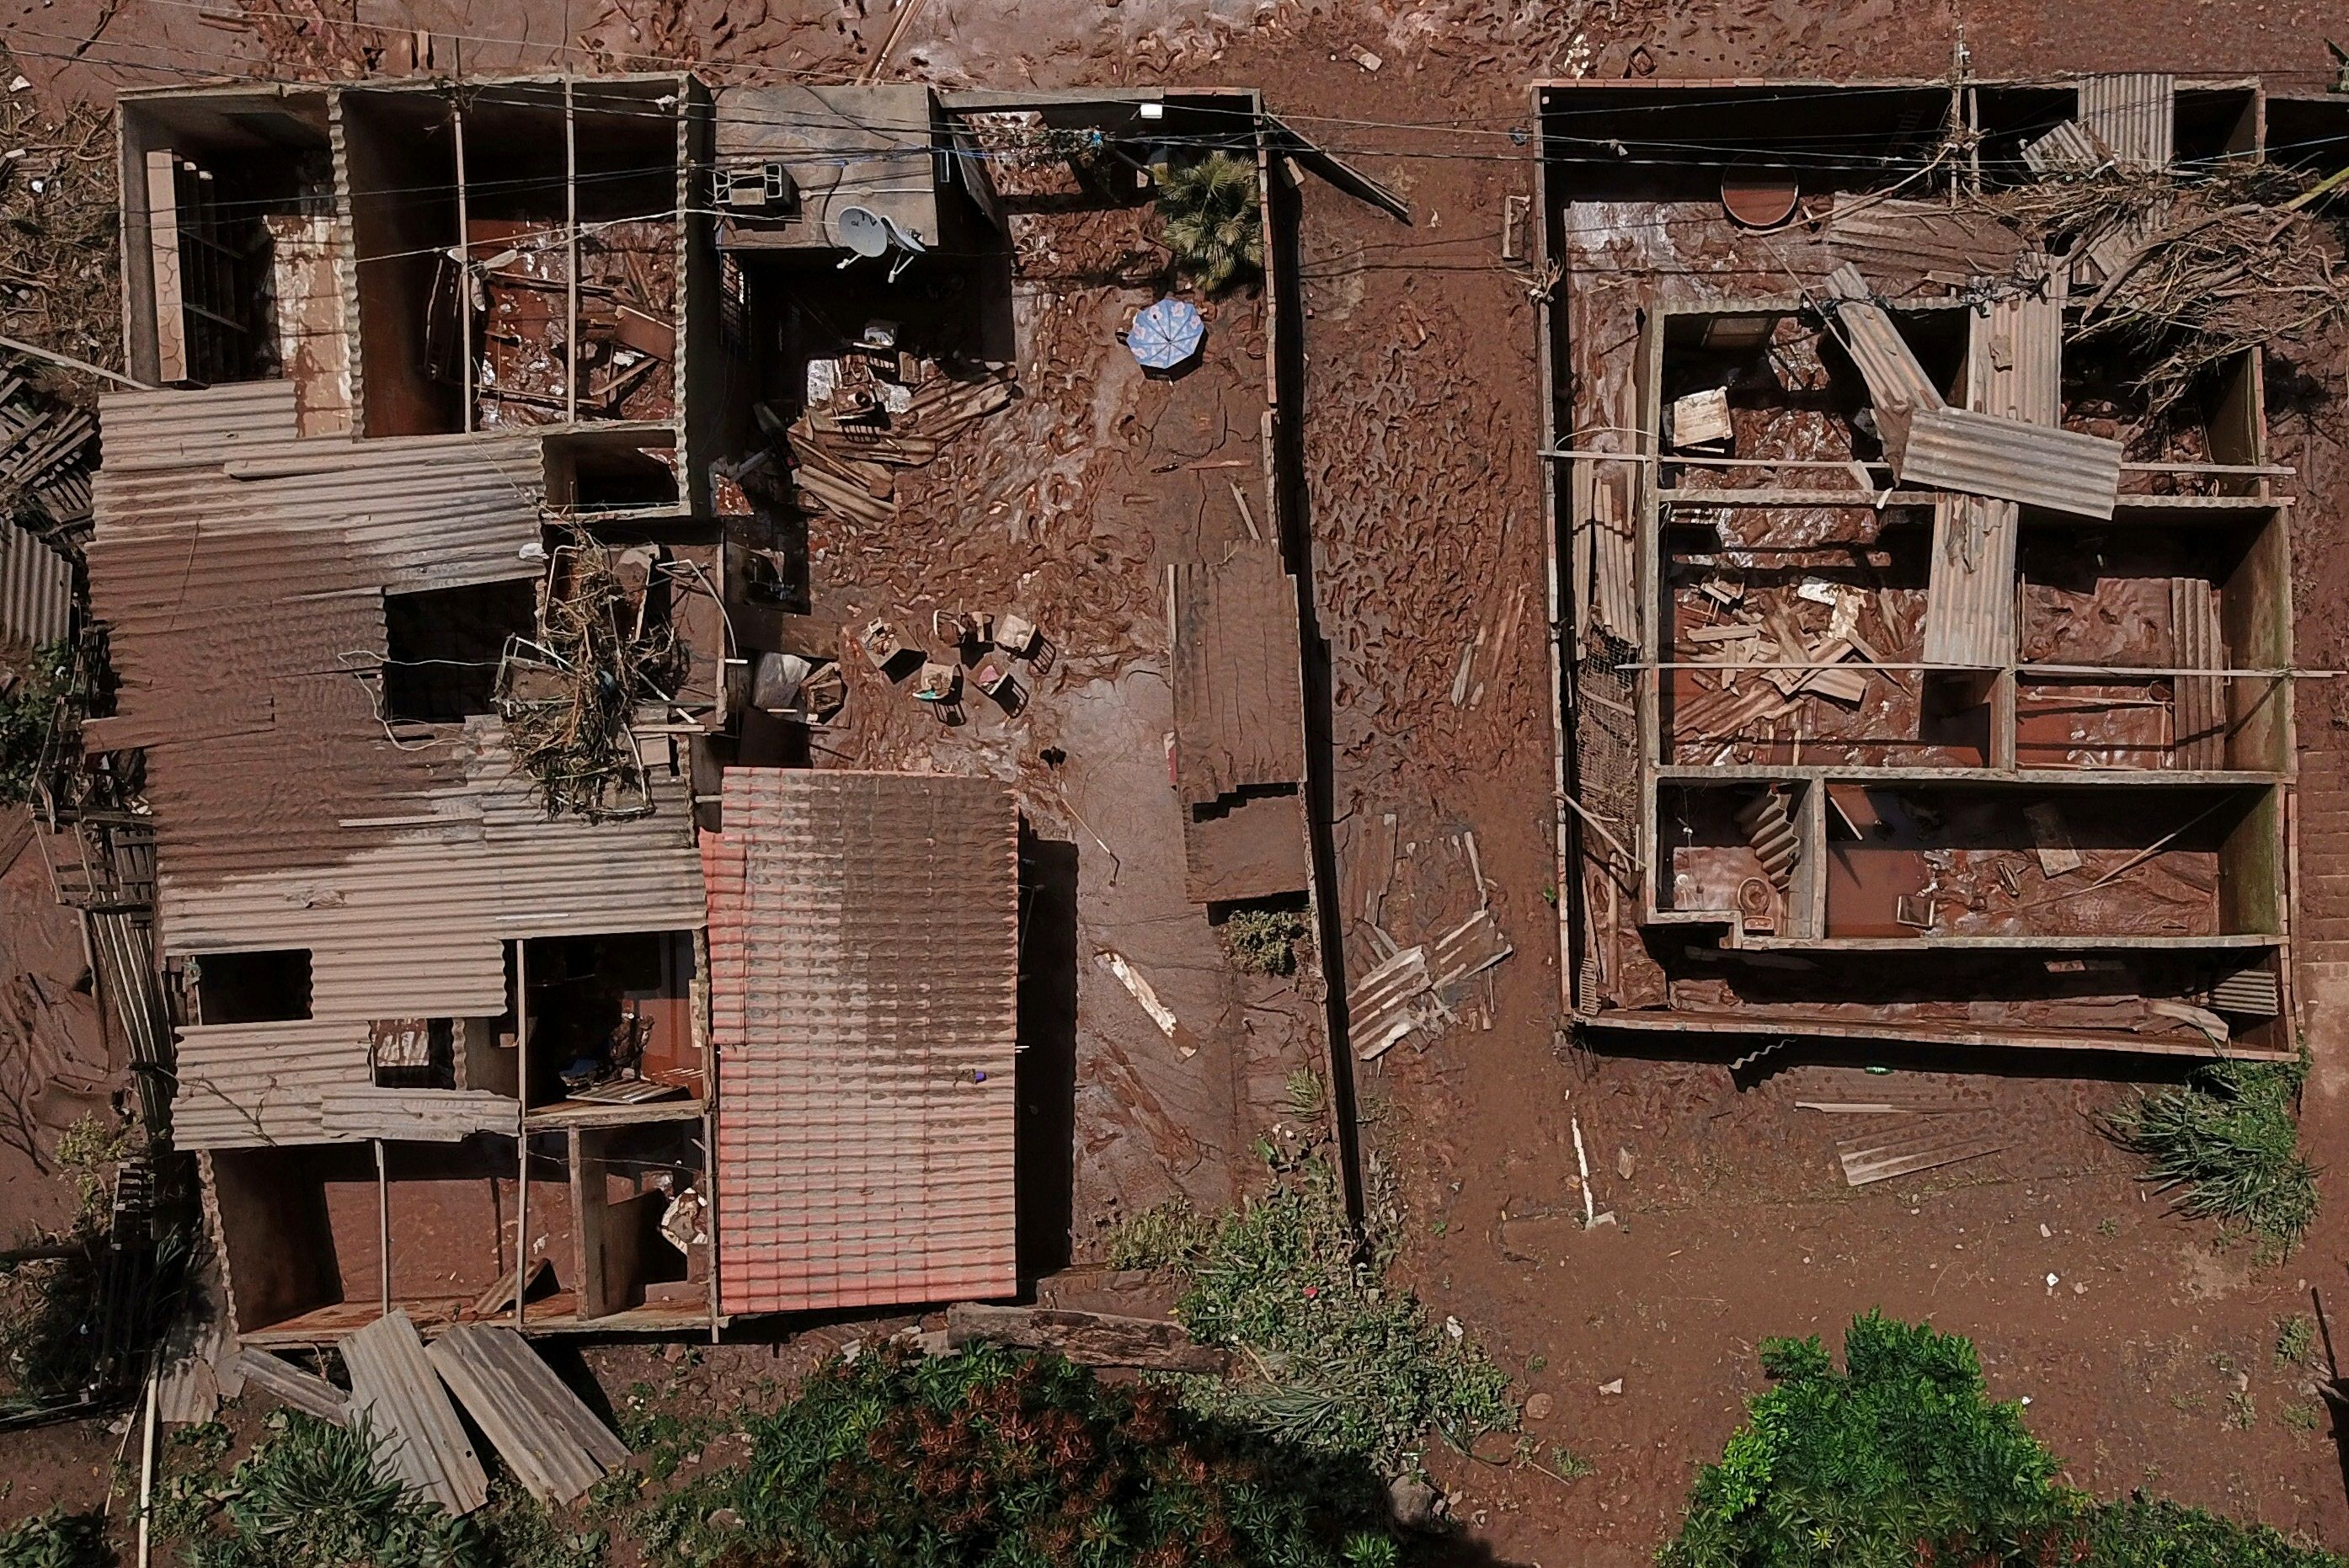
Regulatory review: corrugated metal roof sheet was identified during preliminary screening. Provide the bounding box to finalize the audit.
[1825,263,1946,416]
[1966,258,2064,427]
[1922,495,2018,668]
[1826,198,2026,295]
[0,518,70,653]
[705,768,1018,1316]
[88,382,705,1149]
[2079,74,2175,171]
[2021,120,2109,177]
[1897,405,2122,520]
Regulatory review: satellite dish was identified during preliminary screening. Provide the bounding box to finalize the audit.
[832,205,892,259]
[832,204,925,280]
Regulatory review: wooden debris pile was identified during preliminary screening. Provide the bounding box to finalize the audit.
[745,347,1017,530]
[1976,163,2349,412]
[0,55,120,406]
[496,536,685,822]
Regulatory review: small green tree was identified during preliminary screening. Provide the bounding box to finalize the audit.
[1157,152,1263,295]
[654,1344,1397,1568]
[2092,1496,2339,1568]
[1663,1313,2080,1568]
[171,1412,485,1568]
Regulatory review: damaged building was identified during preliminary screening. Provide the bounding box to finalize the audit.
[1540,75,2348,1061]
[93,76,1029,1343]
[88,72,1341,1350]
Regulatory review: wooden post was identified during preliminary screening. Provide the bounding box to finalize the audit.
[374,1138,391,1316]
[514,938,529,1328]
[564,80,579,428]
[453,92,474,435]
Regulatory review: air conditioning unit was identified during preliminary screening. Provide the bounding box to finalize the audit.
[720,162,797,211]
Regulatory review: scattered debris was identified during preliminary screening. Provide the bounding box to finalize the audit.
[1096,947,1201,1058]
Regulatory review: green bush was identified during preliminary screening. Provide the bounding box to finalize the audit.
[644,1343,1396,1568]
[0,1508,107,1568]
[2107,1053,2317,1256]
[1663,1313,2079,1568]
[2090,1496,2339,1568]
[1123,1155,1514,1470]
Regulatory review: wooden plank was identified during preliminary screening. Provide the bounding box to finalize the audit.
[427,1324,624,1505]
[1168,545,1305,806]
[2024,803,2082,876]
[1183,790,1309,904]
[232,1346,350,1425]
[145,152,187,385]
[341,1309,488,1516]
[1590,461,1638,641]
[945,1302,1230,1372]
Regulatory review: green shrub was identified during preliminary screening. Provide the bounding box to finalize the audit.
[2107,1053,2317,1256]
[643,1343,1396,1568]
[1156,152,1263,295]
[1662,1312,2079,1568]
[0,1508,107,1568]
[174,1412,484,1568]
[1129,1155,1514,1470]
[1665,1315,2346,1568]
[2090,1496,2338,1568]
[1223,909,1310,977]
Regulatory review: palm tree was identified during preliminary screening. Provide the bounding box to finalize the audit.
[1156,151,1263,294]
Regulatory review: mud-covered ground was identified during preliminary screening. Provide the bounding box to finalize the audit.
[7,1,2349,1563]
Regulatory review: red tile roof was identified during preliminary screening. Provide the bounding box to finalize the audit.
[704,768,1019,1315]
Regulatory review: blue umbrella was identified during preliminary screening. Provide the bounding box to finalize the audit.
[1129,297,1205,371]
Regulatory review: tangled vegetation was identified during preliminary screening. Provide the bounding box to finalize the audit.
[1665,1313,2341,1568]
[1664,1312,2075,1568]
[2106,1053,2317,1257]
[643,1343,1398,1568]
[2090,1497,2342,1568]
[0,641,69,808]
[1223,909,1311,977]
[1113,1154,1514,1470]
[1974,161,2349,415]
[498,539,686,824]
[1156,151,1263,295]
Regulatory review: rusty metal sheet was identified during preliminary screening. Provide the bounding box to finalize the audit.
[2021,120,2109,177]
[1825,263,1946,416]
[427,1324,626,1505]
[1826,197,2026,292]
[703,768,1018,1316]
[1896,405,2122,520]
[1967,259,2064,427]
[341,1309,488,1516]
[0,518,70,653]
[2079,74,2175,171]
[88,382,706,1150]
[1923,495,2018,669]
